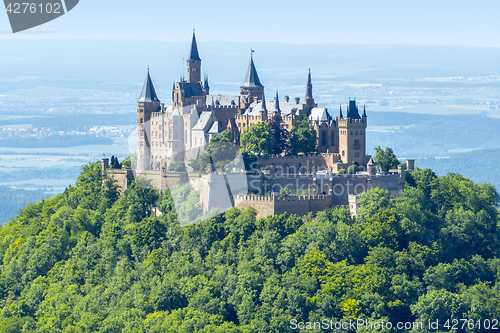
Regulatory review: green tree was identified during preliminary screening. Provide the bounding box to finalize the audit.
[240,121,274,156]
[287,119,316,155]
[374,146,399,173]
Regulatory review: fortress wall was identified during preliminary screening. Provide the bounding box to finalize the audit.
[105,169,129,194]
[274,195,310,216]
[234,195,276,218]
[258,153,343,174]
[367,174,404,197]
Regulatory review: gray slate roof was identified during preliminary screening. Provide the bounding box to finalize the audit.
[179,82,203,98]
[309,107,331,122]
[243,99,301,118]
[138,71,159,103]
[206,95,240,107]
[241,57,263,88]
[347,100,361,119]
[192,112,213,131]
[208,121,222,134]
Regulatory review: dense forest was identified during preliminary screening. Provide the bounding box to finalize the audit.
[0,162,499,332]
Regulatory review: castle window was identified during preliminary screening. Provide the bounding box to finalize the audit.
[361,131,363,135]
[140,142,143,147]
[321,130,327,146]
[356,131,358,135]
[342,151,345,156]
[355,152,360,157]
[351,131,353,135]
[354,139,360,150]
[330,131,334,146]
[140,118,143,124]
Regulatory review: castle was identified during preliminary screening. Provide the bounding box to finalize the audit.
[103,32,413,222]
[136,31,369,172]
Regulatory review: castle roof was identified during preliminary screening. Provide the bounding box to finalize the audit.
[206,95,239,107]
[192,111,213,131]
[138,69,159,103]
[244,99,301,118]
[347,100,361,119]
[367,157,375,165]
[187,31,201,61]
[178,81,203,98]
[309,107,331,123]
[208,121,222,134]
[241,56,263,88]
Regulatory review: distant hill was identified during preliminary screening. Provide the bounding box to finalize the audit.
[366,111,500,190]
[0,186,52,224]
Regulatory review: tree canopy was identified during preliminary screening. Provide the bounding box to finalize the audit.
[374,145,400,172]
[287,119,317,155]
[0,163,499,331]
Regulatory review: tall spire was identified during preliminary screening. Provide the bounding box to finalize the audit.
[339,104,343,118]
[188,30,201,61]
[241,53,263,88]
[362,105,367,117]
[273,90,281,113]
[258,93,267,112]
[305,68,313,103]
[138,68,158,103]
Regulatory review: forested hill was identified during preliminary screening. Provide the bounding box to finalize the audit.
[0,163,499,332]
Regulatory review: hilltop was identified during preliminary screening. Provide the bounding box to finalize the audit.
[0,163,499,331]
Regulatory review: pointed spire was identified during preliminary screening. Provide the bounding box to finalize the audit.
[258,94,267,113]
[204,75,210,89]
[306,68,313,101]
[273,90,281,113]
[339,104,343,118]
[188,30,201,61]
[362,104,367,117]
[138,68,159,103]
[241,53,263,88]
[172,81,176,91]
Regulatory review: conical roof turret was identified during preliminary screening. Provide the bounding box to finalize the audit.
[257,93,267,113]
[241,52,263,88]
[188,30,201,61]
[138,68,159,103]
[273,90,281,113]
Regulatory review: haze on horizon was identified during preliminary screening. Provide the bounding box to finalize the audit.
[1,0,499,48]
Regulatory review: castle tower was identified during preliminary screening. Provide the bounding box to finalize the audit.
[337,99,367,167]
[240,52,264,109]
[137,68,160,171]
[187,31,201,83]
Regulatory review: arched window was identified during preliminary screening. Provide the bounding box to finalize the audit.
[321,130,327,146]
[330,131,334,146]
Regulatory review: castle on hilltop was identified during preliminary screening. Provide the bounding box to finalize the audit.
[103,32,414,221]
[136,31,369,172]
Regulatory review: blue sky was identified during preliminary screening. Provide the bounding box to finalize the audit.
[1,0,499,46]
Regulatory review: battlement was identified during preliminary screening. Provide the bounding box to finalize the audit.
[235,194,328,202]
[213,104,239,110]
[337,117,366,125]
